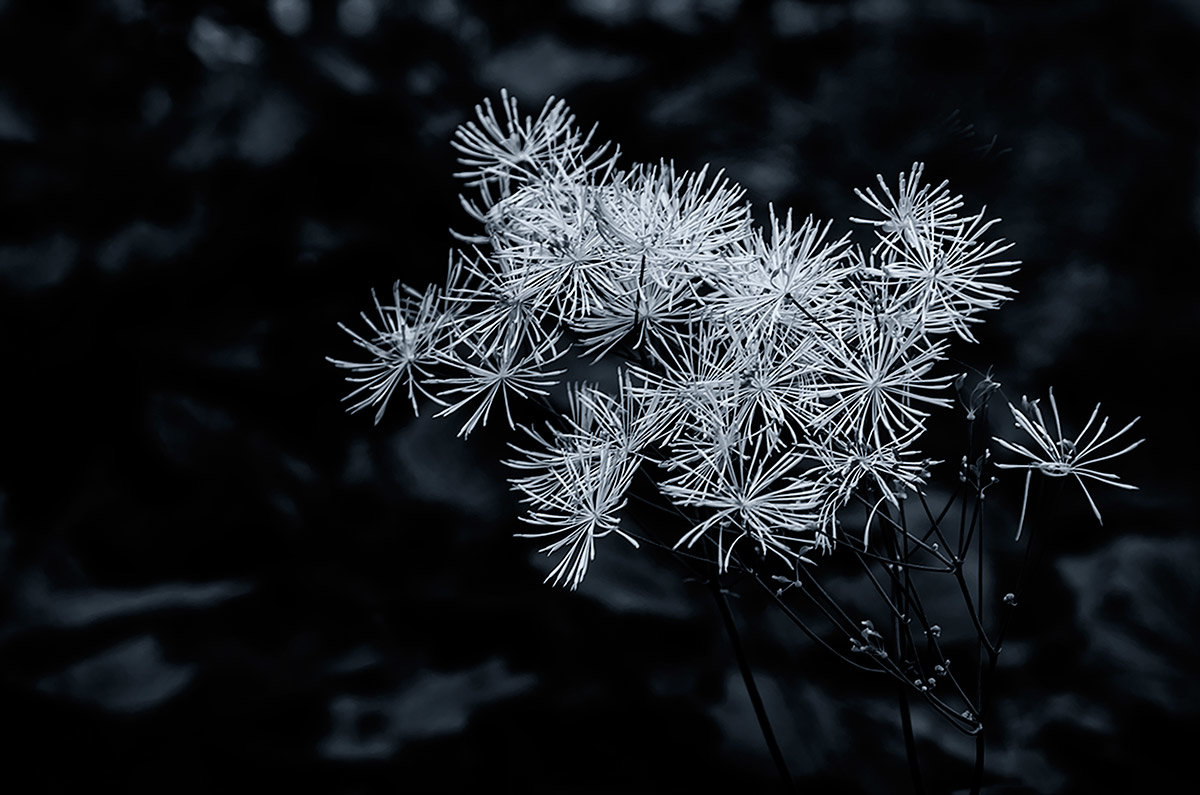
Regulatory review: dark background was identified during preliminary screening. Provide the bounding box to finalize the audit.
[1,0,1197,792]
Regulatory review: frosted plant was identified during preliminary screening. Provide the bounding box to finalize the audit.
[452,89,614,197]
[993,388,1143,538]
[510,443,640,590]
[592,162,751,276]
[709,208,854,330]
[330,92,1143,794]
[865,209,1020,342]
[851,162,965,251]
[570,264,697,361]
[806,317,956,445]
[480,179,607,320]
[328,282,451,421]
[659,425,823,571]
[430,332,566,438]
[807,423,932,545]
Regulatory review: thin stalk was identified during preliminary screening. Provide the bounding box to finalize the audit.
[913,489,964,569]
[755,575,887,674]
[899,575,982,714]
[887,521,925,795]
[953,560,996,656]
[898,685,924,795]
[970,646,1000,795]
[852,543,954,573]
[710,579,794,793]
[850,494,955,566]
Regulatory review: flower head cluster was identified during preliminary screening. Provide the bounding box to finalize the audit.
[327,92,1132,590]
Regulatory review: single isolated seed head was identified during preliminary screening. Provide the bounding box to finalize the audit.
[993,387,1143,538]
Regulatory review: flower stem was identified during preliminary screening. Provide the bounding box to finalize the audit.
[897,683,925,794]
[889,526,926,795]
[970,647,1000,795]
[971,728,986,795]
[710,579,795,793]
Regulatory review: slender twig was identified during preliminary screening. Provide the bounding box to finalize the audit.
[969,645,1000,795]
[886,517,926,795]
[755,574,888,674]
[849,494,955,566]
[710,578,795,793]
[852,543,954,573]
[899,574,981,713]
[898,685,924,794]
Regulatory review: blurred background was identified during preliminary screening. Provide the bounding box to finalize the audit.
[1,0,1197,792]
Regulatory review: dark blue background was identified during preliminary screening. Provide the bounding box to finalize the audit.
[1,1,1197,792]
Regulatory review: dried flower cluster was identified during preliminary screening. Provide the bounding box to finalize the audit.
[331,91,1139,590]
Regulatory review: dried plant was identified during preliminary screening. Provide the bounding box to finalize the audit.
[330,91,1142,794]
